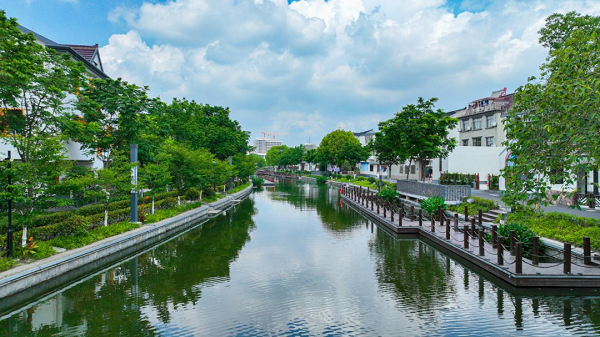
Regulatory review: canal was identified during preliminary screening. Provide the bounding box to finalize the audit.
[1,180,599,336]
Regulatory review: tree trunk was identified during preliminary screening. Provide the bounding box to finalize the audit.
[22,227,27,248]
[406,160,412,180]
[152,194,155,214]
[177,195,181,206]
[199,190,203,202]
[104,208,108,226]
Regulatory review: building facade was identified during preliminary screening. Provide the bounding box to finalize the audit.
[252,137,283,158]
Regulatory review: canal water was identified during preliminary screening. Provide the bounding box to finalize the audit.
[1,180,599,336]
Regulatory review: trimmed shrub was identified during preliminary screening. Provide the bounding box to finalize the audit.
[316,176,328,185]
[185,188,201,201]
[203,187,216,198]
[367,177,376,183]
[377,188,398,202]
[31,211,77,228]
[155,197,178,210]
[29,216,88,241]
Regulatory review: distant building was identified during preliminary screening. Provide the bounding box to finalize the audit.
[453,88,513,147]
[252,137,283,158]
[303,143,317,151]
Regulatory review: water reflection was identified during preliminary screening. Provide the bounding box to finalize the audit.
[1,199,257,336]
[1,181,600,336]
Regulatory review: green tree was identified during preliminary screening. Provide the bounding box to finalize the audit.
[502,12,600,208]
[233,154,258,180]
[303,148,317,171]
[68,78,153,168]
[0,136,72,245]
[316,130,368,171]
[265,145,289,168]
[150,99,250,160]
[247,153,266,168]
[140,152,172,214]
[378,98,457,181]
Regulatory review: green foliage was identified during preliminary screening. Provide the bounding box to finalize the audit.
[265,145,289,167]
[502,12,600,207]
[377,188,398,202]
[247,154,266,168]
[184,188,201,201]
[49,222,142,250]
[252,176,265,187]
[367,177,376,183]
[375,97,457,181]
[316,176,328,185]
[447,197,498,215]
[496,222,544,257]
[0,258,17,272]
[420,197,446,217]
[227,182,251,194]
[316,130,369,168]
[506,210,600,250]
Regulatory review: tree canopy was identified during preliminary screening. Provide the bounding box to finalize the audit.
[502,12,600,207]
[375,97,457,180]
[316,130,368,169]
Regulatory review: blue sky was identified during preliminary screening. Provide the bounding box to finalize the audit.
[3,0,600,146]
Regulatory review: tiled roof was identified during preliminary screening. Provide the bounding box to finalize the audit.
[353,129,375,137]
[63,44,98,62]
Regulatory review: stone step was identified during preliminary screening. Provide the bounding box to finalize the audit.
[487,209,506,216]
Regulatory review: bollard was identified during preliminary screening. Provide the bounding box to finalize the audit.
[383,205,386,218]
[532,236,539,265]
[497,236,504,265]
[371,193,374,211]
[478,230,484,256]
[377,199,380,214]
[478,209,483,225]
[411,206,415,221]
[391,209,394,222]
[418,210,422,226]
[445,219,450,240]
[564,243,571,274]
[509,230,516,256]
[465,205,469,221]
[431,218,435,232]
[438,206,443,227]
[463,226,469,248]
[454,216,459,231]
[516,242,523,274]
[584,237,592,265]
[399,207,403,226]
[492,225,498,249]
[471,218,476,237]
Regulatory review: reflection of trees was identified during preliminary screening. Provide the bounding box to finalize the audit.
[267,180,364,233]
[2,198,257,335]
[369,228,456,318]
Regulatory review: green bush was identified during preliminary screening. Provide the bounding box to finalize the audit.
[420,197,446,218]
[29,215,88,241]
[378,188,398,202]
[184,188,201,201]
[31,211,77,229]
[0,258,17,272]
[85,208,131,229]
[495,222,544,257]
[345,175,352,180]
[49,222,142,250]
[252,176,264,187]
[203,187,216,198]
[447,196,498,215]
[316,176,328,185]
[367,177,376,183]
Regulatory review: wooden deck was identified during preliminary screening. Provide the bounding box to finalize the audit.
[340,192,600,288]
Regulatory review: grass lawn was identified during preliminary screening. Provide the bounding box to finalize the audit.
[447,197,499,216]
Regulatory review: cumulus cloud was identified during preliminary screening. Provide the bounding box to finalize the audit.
[100,0,600,146]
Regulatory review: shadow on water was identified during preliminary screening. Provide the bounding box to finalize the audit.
[0,198,257,336]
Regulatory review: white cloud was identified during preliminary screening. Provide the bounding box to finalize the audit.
[100,0,600,146]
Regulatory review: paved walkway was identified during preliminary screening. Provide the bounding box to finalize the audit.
[471,190,600,220]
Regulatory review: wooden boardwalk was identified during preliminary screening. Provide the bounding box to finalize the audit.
[340,187,600,288]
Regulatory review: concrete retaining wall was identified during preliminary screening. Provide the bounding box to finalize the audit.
[0,185,253,300]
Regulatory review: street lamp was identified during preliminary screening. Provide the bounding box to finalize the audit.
[2,151,13,257]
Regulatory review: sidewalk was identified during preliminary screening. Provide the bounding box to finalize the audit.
[471,189,600,220]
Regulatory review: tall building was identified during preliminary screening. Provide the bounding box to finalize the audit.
[253,137,283,157]
[303,143,317,151]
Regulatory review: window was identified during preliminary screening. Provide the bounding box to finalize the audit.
[462,139,469,146]
[473,118,482,130]
[411,165,416,174]
[472,137,482,147]
[370,164,374,172]
[486,116,495,128]
[462,120,469,131]
[486,137,494,147]
[405,165,409,173]
[399,165,403,173]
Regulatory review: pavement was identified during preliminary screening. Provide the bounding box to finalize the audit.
[471,189,600,220]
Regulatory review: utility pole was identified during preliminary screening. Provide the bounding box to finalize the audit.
[5,151,13,257]
[130,145,138,223]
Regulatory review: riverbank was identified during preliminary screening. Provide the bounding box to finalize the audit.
[0,184,253,301]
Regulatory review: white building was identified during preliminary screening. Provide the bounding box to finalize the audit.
[0,26,109,169]
[252,137,283,158]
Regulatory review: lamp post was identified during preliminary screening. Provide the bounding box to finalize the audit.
[130,145,138,223]
[5,151,13,257]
